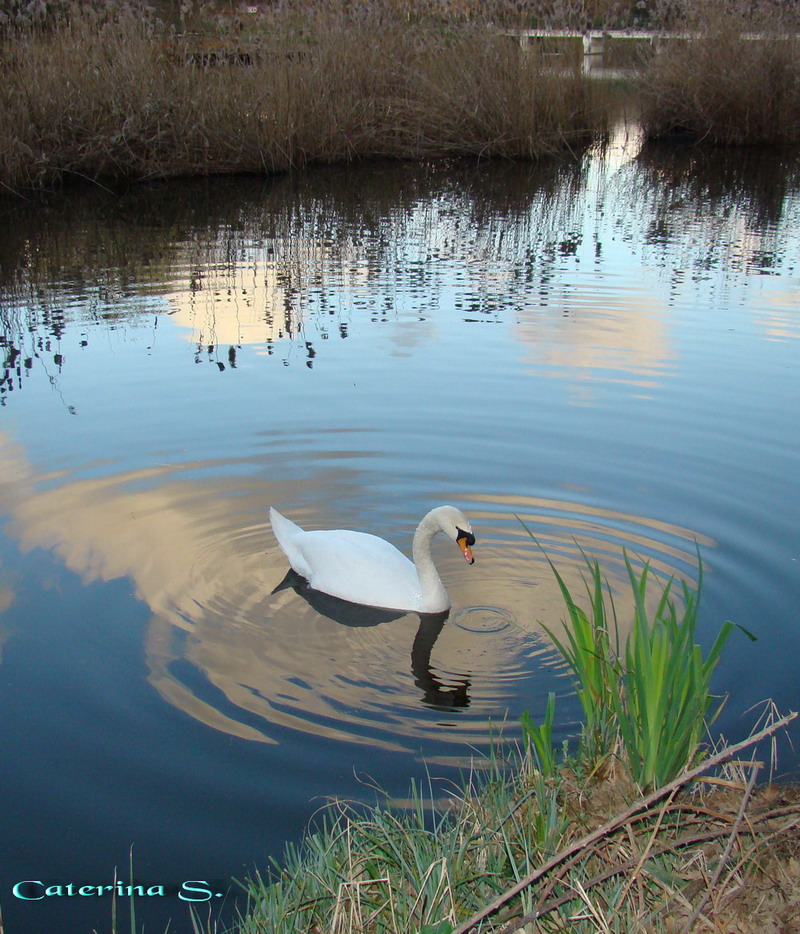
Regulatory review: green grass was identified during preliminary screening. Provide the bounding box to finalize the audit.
[522,529,741,790]
[535,546,623,770]
[520,690,559,777]
[236,760,567,933]
[236,726,604,933]
[615,553,734,788]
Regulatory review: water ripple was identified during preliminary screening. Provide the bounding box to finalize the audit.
[0,444,713,759]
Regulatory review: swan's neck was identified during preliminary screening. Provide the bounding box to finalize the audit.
[412,512,450,611]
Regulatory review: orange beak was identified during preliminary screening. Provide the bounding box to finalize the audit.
[457,535,475,564]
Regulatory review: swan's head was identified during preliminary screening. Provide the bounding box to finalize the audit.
[430,505,475,565]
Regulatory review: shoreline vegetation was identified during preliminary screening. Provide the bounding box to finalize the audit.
[1,0,800,194]
[236,719,799,934]
[4,4,799,931]
[226,551,799,934]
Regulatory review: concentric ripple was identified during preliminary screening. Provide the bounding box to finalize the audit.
[1,449,711,760]
[149,488,708,758]
[452,605,515,634]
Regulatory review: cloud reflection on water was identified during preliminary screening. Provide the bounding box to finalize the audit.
[0,431,707,759]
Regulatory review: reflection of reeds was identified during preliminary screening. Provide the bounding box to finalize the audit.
[0,3,605,192]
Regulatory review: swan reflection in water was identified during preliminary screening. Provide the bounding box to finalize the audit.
[269,505,476,710]
[272,568,472,710]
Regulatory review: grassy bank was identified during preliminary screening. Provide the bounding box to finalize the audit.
[234,732,798,934]
[0,2,605,193]
[230,551,798,934]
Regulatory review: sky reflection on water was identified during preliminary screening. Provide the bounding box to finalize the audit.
[1,135,799,933]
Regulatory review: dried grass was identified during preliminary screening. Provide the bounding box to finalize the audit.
[639,0,800,146]
[238,713,800,934]
[0,2,606,192]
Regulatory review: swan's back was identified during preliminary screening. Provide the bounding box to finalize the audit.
[270,507,421,610]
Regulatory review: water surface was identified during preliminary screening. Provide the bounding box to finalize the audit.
[1,131,799,933]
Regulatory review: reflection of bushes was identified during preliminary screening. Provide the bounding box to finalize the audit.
[0,1,605,192]
[633,141,800,229]
[0,160,587,289]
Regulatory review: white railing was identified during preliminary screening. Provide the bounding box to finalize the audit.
[506,28,799,56]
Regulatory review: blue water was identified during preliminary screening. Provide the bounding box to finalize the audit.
[1,137,799,933]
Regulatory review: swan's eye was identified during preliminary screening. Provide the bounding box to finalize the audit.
[456,527,475,546]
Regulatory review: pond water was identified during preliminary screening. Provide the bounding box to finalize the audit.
[1,126,799,933]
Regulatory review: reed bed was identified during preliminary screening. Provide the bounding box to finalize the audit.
[0,2,606,193]
[529,545,738,791]
[639,1,800,145]
[4,0,800,194]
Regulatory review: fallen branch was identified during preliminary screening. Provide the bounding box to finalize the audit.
[452,710,797,934]
[499,803,800,933]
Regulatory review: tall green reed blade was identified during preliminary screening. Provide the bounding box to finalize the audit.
[518,519,622,767]
[519,518,737,791]
[615,551,735,790]
[521,691,558,776]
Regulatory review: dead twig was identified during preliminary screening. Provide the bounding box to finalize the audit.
[453,710,797,934]
[499,805,800,934]
[680,760,761,933]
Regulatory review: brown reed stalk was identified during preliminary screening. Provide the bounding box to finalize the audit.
[0,3,605,192]
[639,0,800,145]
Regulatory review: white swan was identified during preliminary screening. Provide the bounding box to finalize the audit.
[270,505,475,613]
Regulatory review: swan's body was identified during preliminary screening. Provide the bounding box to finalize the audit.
[270,505,475,613]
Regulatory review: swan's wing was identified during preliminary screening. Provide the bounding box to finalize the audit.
[270,510,423,610]
[297,530,421,610]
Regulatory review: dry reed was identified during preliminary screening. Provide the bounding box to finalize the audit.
[639,0,800,145]
[0,2,606,192]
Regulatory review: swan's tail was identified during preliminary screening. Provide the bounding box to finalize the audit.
[269,507,303,553]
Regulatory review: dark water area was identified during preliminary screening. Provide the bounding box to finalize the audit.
[1,130,799,933]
